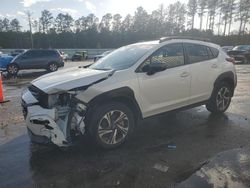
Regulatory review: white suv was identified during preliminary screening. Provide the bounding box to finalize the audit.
[21,37,237,149]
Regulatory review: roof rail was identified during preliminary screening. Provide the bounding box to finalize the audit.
[159,36,210,43]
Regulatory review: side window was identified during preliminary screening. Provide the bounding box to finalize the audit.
[185,43,210,63]
[42,50,57,57]
[30,51,42,58]
[209,47,219,57]
[23,50,33,57]
[141,43,185,70]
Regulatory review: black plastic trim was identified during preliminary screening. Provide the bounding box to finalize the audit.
[86,87,142,121]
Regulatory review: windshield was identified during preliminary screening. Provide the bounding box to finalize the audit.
[233,45,250,51]
[90,43,156,71]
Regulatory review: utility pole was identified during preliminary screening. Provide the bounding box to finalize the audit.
[26,11,34,49]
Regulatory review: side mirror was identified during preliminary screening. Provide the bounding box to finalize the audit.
[142,62,167,75]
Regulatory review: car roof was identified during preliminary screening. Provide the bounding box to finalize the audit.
[132,38,220,49]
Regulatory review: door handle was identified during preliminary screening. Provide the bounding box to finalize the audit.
[211,64,218,68]
[180,72,189,77]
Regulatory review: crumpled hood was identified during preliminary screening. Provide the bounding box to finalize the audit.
[32,67,114,94]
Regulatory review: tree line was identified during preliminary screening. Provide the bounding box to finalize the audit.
[0,0,250,49]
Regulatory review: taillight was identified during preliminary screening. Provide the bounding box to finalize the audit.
[226,57,235,64]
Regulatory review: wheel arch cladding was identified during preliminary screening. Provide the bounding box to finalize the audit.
[86,87,142,125]
[214,71,236,96]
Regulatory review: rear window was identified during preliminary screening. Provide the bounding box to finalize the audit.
[209,47,219,57]
[184,43,219,64]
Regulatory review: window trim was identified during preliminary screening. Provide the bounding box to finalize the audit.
[135,42,187,73]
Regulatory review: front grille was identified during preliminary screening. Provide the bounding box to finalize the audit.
[28,85,49,108]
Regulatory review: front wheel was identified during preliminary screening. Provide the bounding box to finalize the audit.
[88,102,134,149]
[7,64,19,75]
[206,82,232,114]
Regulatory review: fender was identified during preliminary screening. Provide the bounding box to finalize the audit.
[213,71,236,95]
[86,87,143,122]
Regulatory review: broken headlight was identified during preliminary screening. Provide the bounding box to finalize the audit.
[47,93,71,108]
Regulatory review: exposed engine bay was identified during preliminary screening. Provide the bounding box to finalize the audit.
[22,85,87,146]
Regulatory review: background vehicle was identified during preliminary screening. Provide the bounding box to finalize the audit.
[10,49,26,57]
[93,50,112,62]
[0,54,14,71]
[71,51,88,61]
[227,45,250,64]
[59,51,69,62]
[7,49,64,75]
[22,37,237,149]
[221,46,234,52]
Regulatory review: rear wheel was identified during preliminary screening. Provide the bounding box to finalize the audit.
[47,62,58,72]
[206,82,232,114]
[7,64,19,75]
[88,102,134,149]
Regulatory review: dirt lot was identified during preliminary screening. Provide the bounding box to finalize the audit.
[1,63,250,188]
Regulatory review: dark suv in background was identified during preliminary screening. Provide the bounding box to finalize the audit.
[227,45,250,64]
[7,49,64,75]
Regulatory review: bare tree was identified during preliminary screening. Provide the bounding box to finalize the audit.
[112,14,122,32]
[187,0,197,29]
[227,0,236,35]
[26,11,33,48]
[39,10,53,33]
[10,19,21,32]
[198,0,207,30]
[235,0,250,35]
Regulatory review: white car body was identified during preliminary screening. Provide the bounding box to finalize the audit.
[22,38,237,147]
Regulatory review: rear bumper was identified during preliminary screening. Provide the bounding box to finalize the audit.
[230,55,246,63]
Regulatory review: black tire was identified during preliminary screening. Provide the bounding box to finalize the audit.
[206,82,232,114]
[7,63,19,75]
[87,102,134,149]
[47,62,58,72]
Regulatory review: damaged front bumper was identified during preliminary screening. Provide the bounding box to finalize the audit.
[24,105,68,146]
[22,88,86,147]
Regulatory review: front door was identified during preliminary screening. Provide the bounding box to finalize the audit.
[136,43,191,118]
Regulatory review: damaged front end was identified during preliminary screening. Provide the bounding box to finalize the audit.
[22,85,87,147]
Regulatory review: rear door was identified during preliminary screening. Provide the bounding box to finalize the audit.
[184,43,220,104]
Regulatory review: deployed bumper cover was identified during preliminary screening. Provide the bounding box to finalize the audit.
[22,89,68,146]
[25,105,67,146]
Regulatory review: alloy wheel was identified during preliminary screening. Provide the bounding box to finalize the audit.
[8,65,18,74]
[216,87,231,111]
[49,63,57,71]
[98,110,129,145]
